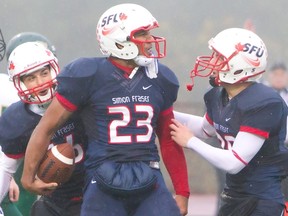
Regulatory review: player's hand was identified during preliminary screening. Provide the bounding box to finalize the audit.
[174,194,189,215]
[9,177,19,202]
[170,119,194,148]
[21,177,58,196]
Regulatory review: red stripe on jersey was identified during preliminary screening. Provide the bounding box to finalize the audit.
[232,150,248,165]
[203,129,213,138]
[5,153,24,159]
[205,113,213,125]
[56,93,78,112]
[240,126,269,138]
[70,196,82,201]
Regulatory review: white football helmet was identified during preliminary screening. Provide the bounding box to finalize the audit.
[187,28,268,90]
[7,42,59,104]
[96,3,166,64]
[0,73,18,115]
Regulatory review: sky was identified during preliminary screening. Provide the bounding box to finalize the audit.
[1,0,288,112]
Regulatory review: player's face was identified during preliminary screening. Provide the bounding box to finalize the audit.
[208,52,226,87]
[133,30,154,57]
[22,66,52,97]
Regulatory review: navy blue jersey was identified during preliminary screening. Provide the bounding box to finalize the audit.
[0,101,87,201]
[204,82,288,203]
[56,57,179,175]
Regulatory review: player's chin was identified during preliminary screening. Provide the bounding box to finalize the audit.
[143,48,153,57]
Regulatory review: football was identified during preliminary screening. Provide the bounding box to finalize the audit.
[37,143,75,185]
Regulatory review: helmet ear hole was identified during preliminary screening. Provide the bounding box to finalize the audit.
[115,43,124,49]
[234,70,243,75]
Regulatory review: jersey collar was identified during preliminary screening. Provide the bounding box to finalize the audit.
[108,58,135,78]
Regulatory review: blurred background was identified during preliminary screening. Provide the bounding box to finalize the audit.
[1,0,288,214]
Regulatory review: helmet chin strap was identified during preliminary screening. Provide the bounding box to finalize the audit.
[133,55,154,66]
[133,55,158,79]
[28,90,54,116]
[27,87,55,105]
[28,100,51,116]
[209,76,220,87]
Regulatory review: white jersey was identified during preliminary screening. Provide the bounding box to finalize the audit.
[0,73,19,115]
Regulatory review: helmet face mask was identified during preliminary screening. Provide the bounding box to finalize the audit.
[129,29,166,59]
[8,42,59,104]
[194,52,230,77]
[187,52,228,90]
[187,28,268,90]
[0,29,5,62]
[96,3,166,61]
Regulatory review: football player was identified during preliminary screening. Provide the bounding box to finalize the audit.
[0,73,22,216]
[21,3,190,216]
[0,42,87,216]
[5,31,57,61]
[170,28,288,215]
[1,32,57,216]
[265,62,288,105]
[0,28,21,216]
[264,62,288,214]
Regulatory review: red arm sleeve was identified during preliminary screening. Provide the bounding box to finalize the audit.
[156,106,190,197]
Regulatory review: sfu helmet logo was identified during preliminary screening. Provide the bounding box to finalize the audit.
[235,42,264,57]
[101,13,128,27]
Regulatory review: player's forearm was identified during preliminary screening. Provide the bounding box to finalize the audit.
[161,141,190,197]
[158,108,190,197]
[0,168,11,203]
[21,125,52,190]
[186,132,265,174]
[22,99,71,190]
[187,137,244,174]
[173,111,214,139]
[0,149,20,203]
